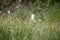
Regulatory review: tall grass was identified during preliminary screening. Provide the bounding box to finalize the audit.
[0,2,60,40]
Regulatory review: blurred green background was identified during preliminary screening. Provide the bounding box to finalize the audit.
[0,0,60,40]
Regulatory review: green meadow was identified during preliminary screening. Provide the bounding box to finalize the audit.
[0,1,60,40]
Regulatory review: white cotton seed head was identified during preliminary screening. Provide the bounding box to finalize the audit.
[31,14,35,21]
[30,14,35,23]
[7,10,10,14]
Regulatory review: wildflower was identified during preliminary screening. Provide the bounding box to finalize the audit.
[39,19,41,22]
[30,14,35,22]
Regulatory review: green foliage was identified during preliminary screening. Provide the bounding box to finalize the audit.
[0,0,15,7]
[0,3,60,40]
[0,0,60,40]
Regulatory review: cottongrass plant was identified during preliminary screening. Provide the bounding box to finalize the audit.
[30,14,35,23]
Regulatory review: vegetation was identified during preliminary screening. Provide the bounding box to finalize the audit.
[0,0,60,40]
